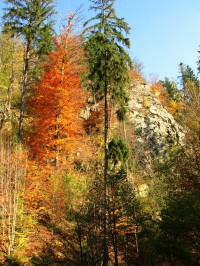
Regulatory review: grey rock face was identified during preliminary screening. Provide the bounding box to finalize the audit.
[127,81,185,169]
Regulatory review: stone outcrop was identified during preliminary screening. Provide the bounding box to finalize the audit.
[82,79,185,173]
[127,81,185,170]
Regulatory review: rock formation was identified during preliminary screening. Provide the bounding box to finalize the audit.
[127,80,185,172]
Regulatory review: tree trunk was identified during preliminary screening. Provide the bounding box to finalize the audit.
[103,80,109,266]
[111,196,118,266]
[0,139,21,255]
[77,224,84,266]
[18,40,31,142]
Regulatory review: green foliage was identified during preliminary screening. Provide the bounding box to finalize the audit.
[0,35,14,92]
[5,255,24,266]
[144,115,200,265]
[108,135,129,166]
[0,34,23,99]
[156,192,200,265]
[179,62,199,92]
[3,0,55,55]
[116,105,128,121]
[84,0,132,119]
[29,254,53,266]
[162,77,180,102]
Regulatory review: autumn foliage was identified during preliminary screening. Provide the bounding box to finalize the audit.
[130,69,144,84]
[1,2,200,265]
[27,25,86,166]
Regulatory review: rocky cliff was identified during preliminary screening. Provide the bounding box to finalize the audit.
[127,80,185,172]
[82,79,185,173]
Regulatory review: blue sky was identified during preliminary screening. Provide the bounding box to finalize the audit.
[56,0,200,82]
[1,0,200,82]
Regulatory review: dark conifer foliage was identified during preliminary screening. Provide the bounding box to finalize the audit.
[3,0,55,55]
[3,0,56,142]
[179,62,199,91]
[83,1,132,265]
[84,0,132,116]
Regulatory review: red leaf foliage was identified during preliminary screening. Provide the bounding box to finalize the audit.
[27,28,87,166]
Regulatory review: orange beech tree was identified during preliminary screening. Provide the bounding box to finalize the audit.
[27,23,86,166]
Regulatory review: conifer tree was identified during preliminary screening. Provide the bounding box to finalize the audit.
[163,78,180,102]
[3,0,55,142]
[179,63,199,96]
[83,1,132,264]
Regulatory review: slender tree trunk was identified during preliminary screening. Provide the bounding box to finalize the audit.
[112,197,118,266]
[0,138,6,243]
[77,224,84,266]
[103,3,110,262]
[18,40,31,142]
[103,79,109,266]
[0,137,26,255]
[8,145,12,255]
[6,64,14,114]
[134,206,139,256]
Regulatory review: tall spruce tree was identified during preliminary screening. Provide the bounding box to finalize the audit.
[3,0,55,142]
[179,63,199,93]
[84,1,132,265]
